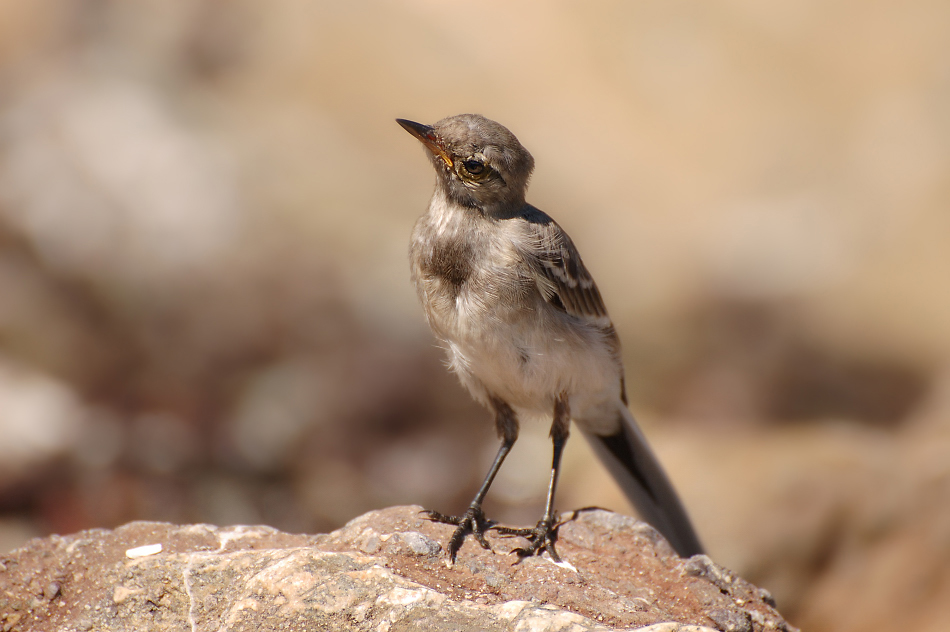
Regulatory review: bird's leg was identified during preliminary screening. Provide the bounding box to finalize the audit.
[423,397,519,564]
[495,394,570,562]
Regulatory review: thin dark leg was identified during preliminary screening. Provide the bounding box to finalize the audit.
[496,394,570,561]
[423,397,519,564]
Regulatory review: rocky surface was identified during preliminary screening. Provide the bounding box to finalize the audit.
[0,506,794,632]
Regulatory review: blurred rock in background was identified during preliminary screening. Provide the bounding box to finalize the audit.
[0,2,948,631]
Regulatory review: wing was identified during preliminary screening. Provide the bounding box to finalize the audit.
[517,206,611,326]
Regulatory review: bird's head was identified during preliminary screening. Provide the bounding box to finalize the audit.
[397,114,535,214]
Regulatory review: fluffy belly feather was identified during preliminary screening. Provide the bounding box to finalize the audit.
[435,296,620,419]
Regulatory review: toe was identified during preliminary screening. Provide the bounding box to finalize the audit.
[421,509,463,526]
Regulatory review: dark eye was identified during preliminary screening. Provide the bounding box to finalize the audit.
[462,159,485,175]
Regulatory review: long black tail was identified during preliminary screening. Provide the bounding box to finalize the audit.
[581,404,704,557]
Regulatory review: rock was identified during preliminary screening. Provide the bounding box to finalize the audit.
[0,506,795,632]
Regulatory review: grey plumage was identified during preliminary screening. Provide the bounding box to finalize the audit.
[398,113,703,561]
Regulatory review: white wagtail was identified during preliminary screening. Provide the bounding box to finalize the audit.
[397,114,704,563]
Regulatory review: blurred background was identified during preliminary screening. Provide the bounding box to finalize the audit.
[0,1,948,630]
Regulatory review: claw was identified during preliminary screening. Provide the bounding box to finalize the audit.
[420,509,462,525]
[422,505,497,563]
[498,517,562,563]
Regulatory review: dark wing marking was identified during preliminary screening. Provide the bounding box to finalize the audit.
[518,207,610,324]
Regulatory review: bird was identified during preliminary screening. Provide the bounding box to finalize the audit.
[397,113,704,563]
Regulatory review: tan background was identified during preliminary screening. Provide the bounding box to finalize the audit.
[1,2,949,630]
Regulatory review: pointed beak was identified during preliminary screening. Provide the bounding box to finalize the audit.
[396,118,453,168]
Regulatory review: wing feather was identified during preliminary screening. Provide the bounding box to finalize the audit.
[516,207,610,325]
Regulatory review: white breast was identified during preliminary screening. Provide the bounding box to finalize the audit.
[411,195,622,421]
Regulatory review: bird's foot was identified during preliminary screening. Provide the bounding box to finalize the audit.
[421,506,496,565]
[495,516,562,562]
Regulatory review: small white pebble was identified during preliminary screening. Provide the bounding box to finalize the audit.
[125,543,163,558]
[549,557,578,572]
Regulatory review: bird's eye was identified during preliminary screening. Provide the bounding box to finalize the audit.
[462,159,485,175]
